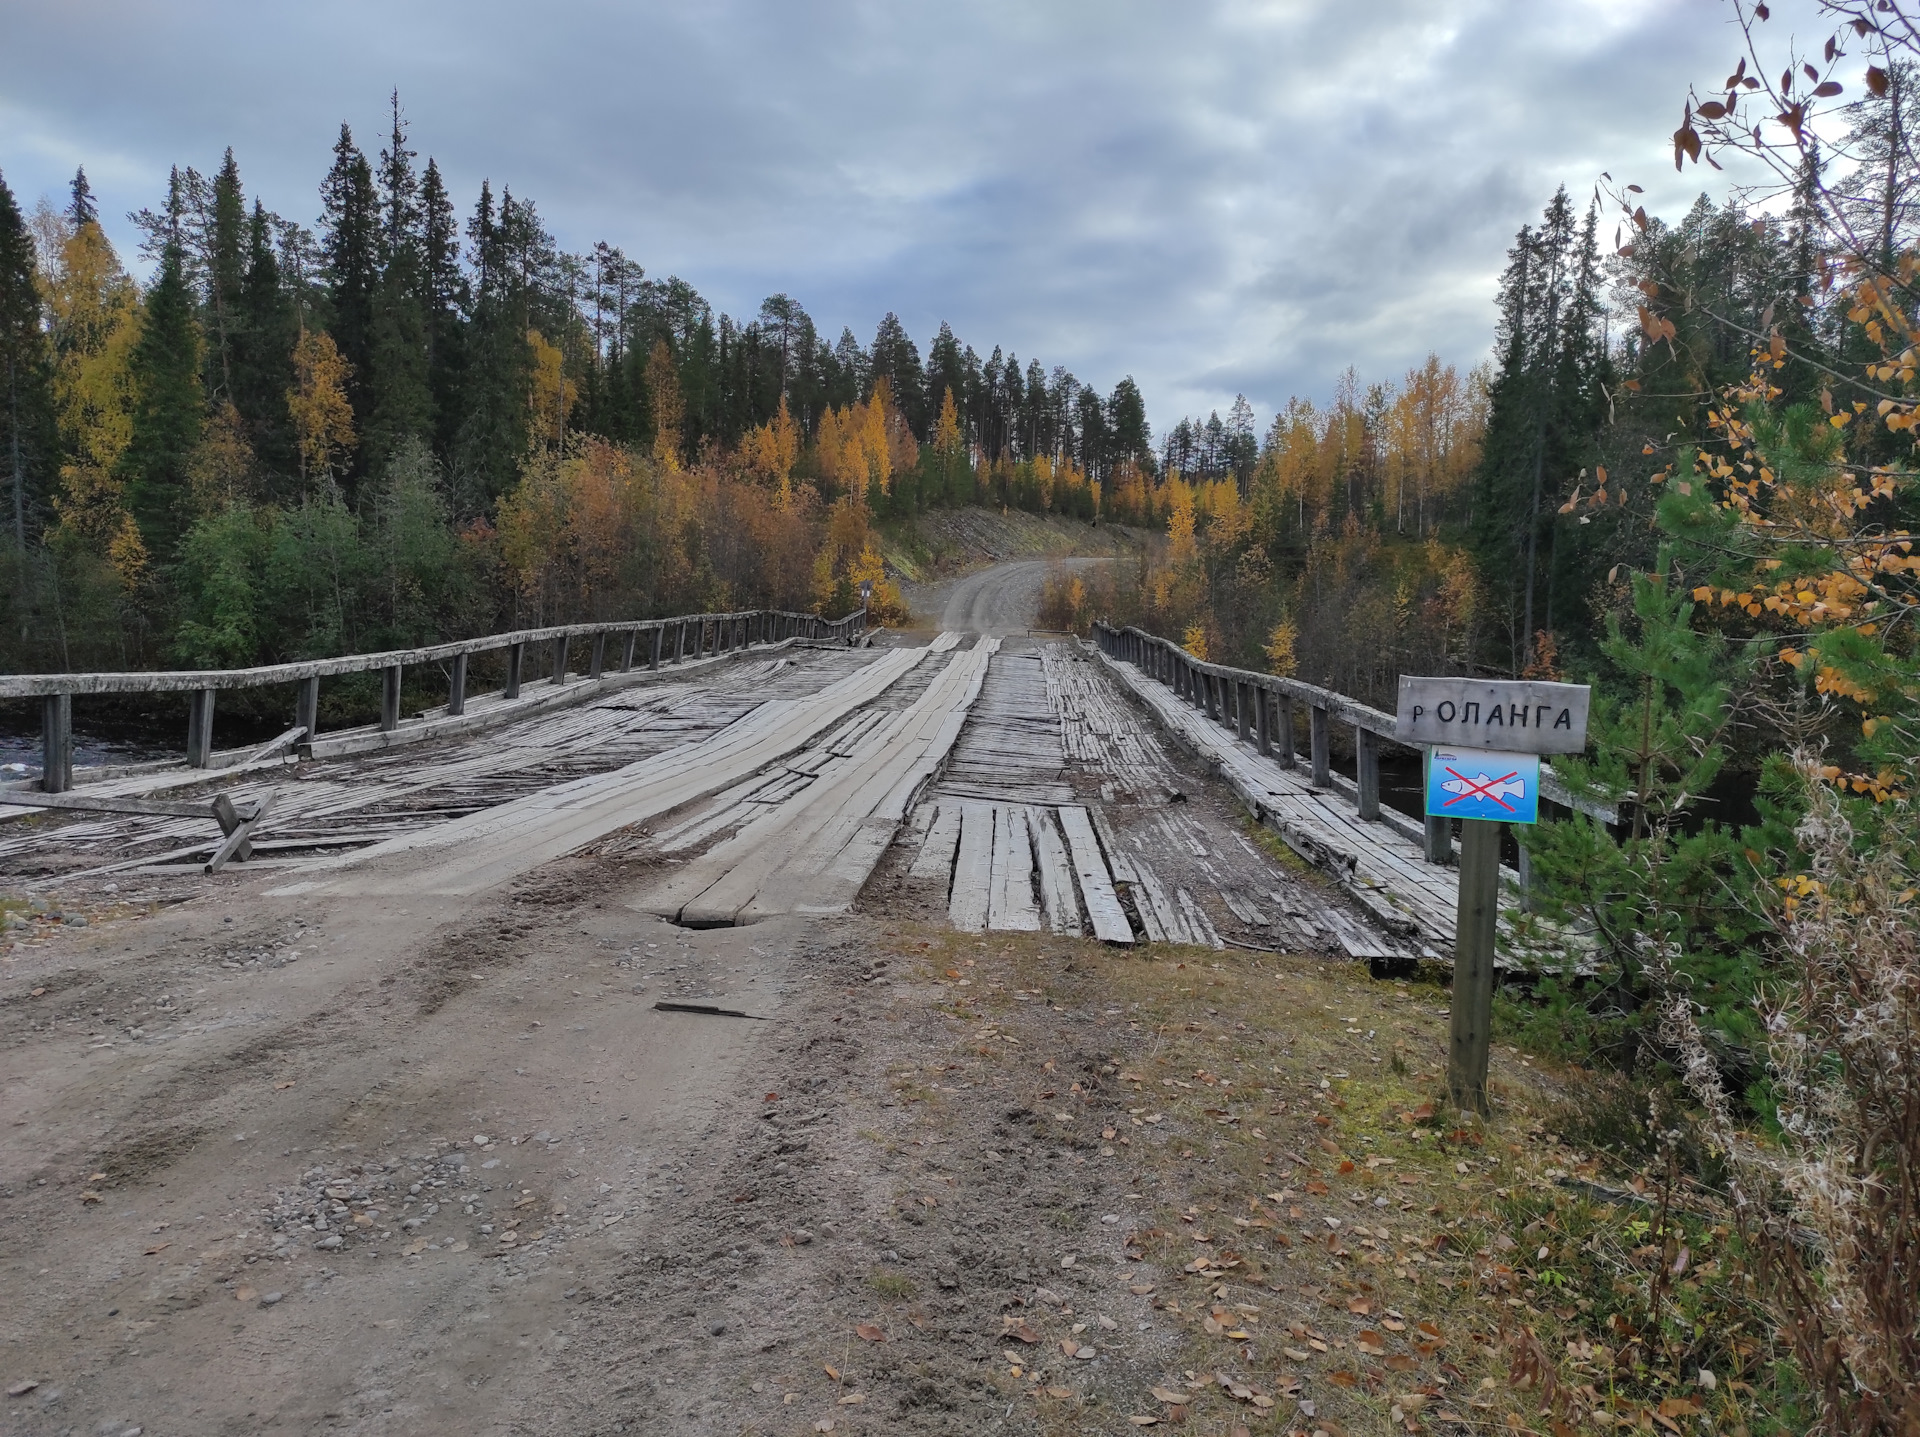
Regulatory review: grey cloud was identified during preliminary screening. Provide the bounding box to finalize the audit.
[2,0,1752,432]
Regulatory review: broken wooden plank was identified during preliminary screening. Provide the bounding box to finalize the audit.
[910,804,962,882]
[206,790,278,874]
[0,790,219,820]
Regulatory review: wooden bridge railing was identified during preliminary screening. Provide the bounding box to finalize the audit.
[1091,621,1612,866]
[6,606,869,794]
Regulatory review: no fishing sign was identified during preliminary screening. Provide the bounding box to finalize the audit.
[1424,748,1541,825]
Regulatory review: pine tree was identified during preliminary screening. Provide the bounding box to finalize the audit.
[121,208,205,562]
[869,313,925,438]
[1106,377,1150,469]
[1,168,56,549]
[319,124,378,458]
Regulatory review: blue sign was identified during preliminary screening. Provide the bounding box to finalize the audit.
[1425,747,1540,825]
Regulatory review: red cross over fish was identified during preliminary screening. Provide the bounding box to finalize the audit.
[1438,766,1527,809]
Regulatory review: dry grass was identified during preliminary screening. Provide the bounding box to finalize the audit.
[859,921,1789,1436]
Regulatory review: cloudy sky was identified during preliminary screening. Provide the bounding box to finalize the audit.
[2,0,1758,433]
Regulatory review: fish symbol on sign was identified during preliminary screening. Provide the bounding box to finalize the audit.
[1439,767,1526,810]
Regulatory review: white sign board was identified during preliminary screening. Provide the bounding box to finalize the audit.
[1395,677,1590,755]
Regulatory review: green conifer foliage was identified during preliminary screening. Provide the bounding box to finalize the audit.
[234,201,298,487]
[121,231,205,561]
[319,124,379,463]
[366,92,431,468]
[204,149,247,401]
[0,169,56,549]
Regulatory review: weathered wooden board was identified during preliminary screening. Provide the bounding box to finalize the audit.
[1057,805,1134,945]
[909,804,962,882]
[1028,806,1083,937]
[987,805,1041,932]
[948,803,995,933]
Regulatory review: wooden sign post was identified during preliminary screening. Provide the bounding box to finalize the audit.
[1397,677,1589,1115]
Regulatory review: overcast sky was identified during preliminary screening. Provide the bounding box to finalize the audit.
[2,0,1758,433]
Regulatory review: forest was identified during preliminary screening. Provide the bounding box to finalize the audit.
[0,96,1160,676]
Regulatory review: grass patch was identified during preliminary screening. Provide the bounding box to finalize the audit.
[867,1268,916,1301]
[870,923,1805,1434]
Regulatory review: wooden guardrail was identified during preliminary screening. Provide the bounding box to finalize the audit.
[6,606,869,794]
[1091,621,1615,861]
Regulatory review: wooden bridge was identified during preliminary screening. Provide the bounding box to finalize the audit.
[2,593,1604,962]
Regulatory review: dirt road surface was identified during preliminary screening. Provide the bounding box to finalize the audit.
[900,557,1111,637]
[0,561,1545,1437]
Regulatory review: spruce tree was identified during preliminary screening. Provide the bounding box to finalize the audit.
[454,182,532,502]
[67,167,98,228]
[205,149,247,400]
[0,168,56,550]
[234,201,298,487]
[319,124,378,458]
[121,220,204,562]
[364,93,431,469]
[418,156,466,459]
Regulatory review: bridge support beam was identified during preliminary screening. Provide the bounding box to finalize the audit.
[1309,703,1331,788]
[41,694,72,793]
[296,676,320,738]
[1356,726,1380,820]
[187,688,216,768]
[380,664,403,732]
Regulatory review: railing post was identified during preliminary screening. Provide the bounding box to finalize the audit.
[675,621,688,663]
[505,642,524,698]
[448,654,467,717]
[1425,812,1453,864]
[1309,703,1331,788]
[621,630,637,672]
[187,688,216,768]
[41,694,73,793]
[296,675,321,740]
[1255,683,1271,756]
[551,635,570,685]
[380,663,403,732]
[1356,725,1380,820]
[590,633,606,680]
[650,626,663,671]
[1204,671,1220,721]
[1276,694,1295,768]
[1235,681,1251,742]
